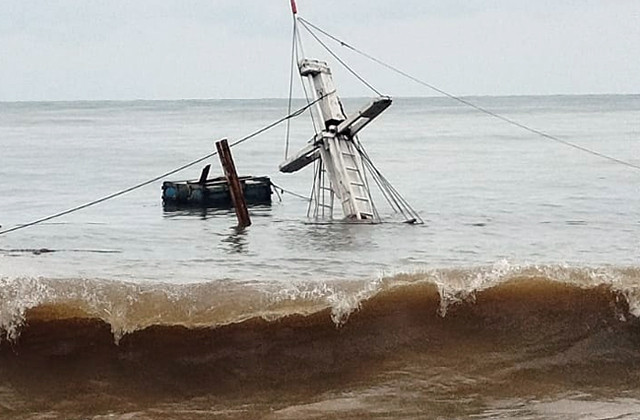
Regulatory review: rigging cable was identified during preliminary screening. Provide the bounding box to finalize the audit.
[0,95,329,237]
[298,19,383,97]
[284,15,298,159]
[298,17,640,173]
[355,138,423,224]
[295,25,320,136]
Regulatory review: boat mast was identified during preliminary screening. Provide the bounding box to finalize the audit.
[280,0,421,224]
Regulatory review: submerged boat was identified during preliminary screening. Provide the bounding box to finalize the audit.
[277,6,423,224]
[162,0,421,223]
[162,164,272,209]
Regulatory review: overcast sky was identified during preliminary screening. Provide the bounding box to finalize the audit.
[1,1,639,101]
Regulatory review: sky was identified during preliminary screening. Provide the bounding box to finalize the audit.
[1,0,639,101]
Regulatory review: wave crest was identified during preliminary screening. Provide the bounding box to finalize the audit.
[0,263,639,341]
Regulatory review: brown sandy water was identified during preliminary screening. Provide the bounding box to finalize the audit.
[2,267,640,419]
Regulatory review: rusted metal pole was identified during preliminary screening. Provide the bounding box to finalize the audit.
[216,139,251,227]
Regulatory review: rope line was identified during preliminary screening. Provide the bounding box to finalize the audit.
[298,19,383,97]
[284,16,297,159]
[295,28,321,136]
[0,96,327,236]
[299,17,640,173]
[270,182,311,202]
[354,138,424,224]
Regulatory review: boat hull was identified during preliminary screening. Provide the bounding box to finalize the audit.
[162,176,272,209]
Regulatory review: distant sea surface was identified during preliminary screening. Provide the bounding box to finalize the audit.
[0,95,639,419]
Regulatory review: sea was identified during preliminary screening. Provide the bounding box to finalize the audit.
[0,94,639,419]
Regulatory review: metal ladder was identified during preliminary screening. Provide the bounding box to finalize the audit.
[334,137,374,220]
[309,162,335,220]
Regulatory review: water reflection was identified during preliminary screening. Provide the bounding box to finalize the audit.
[162,206,232,220]
[221,225,249,254]
[162,204,272,221]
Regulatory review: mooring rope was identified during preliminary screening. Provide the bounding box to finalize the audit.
[298,17,640,173]
[0,96,327,236]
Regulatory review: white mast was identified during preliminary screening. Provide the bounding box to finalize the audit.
[280,58,391,221]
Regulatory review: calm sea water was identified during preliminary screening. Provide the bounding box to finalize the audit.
[0,95,638,282]
[0,95,639,419]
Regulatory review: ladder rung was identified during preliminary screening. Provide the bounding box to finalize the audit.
[342,196,370,203]
[350,182,365,187]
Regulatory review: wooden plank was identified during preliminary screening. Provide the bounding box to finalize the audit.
[337,97,392,137]
[216,139,251,227]
[279,142,320,173]
[198,164,211,185]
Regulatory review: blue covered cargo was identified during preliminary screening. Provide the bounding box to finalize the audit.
[162,175,272,210]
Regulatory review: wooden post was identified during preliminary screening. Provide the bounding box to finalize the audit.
[216,139,251,227]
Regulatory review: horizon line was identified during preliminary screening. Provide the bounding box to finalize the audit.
[1,92,638,104]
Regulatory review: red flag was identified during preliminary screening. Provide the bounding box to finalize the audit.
[290,0,298,14]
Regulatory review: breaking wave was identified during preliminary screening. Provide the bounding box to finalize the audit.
[1,263,640,342]
[2,263,640,416]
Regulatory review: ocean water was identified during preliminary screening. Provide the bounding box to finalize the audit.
[0,95,639,419]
